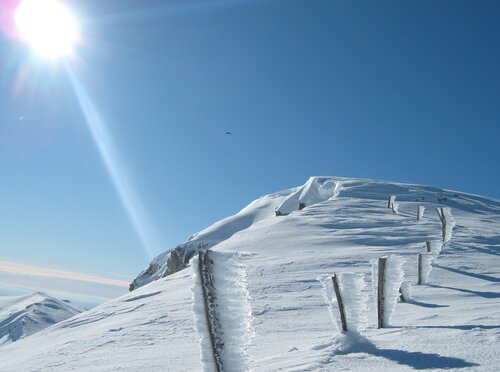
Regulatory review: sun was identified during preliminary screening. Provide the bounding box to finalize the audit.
[15,0,79,59]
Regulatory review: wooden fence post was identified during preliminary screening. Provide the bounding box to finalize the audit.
[417,253,424,285]
[436,207,447,242]
[332,274,347,333]
[388,196,396,209]
[417,206,425,221]
[426,241,432,253]
[377,257,387,329]
[198,250,223,372]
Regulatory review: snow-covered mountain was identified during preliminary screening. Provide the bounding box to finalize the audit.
[1,177,499,371]
[0,292,83,346]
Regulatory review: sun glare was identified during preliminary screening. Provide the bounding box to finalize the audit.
[15,0,79,59]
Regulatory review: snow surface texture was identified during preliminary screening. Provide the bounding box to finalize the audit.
[0,292,82,346]
[318,273,368,334]
[1,176,500,371]
[372,255,406,327]
[191,251,253,372]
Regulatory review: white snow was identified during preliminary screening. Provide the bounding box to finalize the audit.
[1,176,499,371]
[0,292,82,346]
[275,177,342,216]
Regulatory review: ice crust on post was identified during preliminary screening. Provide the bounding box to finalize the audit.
[372,255,406,327]
[417,206,425,221]
[399,281,412,302]
[191,251,253,372]
[437,207,456,243]
[443,208,456,243]
[418,253,434,285]
[318,273,368,335]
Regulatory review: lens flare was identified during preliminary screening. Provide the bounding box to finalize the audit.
[15,0,78,59]
[65,65,160,260]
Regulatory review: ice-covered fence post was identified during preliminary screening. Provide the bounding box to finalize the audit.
[198,250,224,372]
[372,255,405,329]
[318,273,368,336]
[332,274,347,333]
[417,253,434,285]
[417,206,425,221]
[387,195,396,209]
[192,251,253,372]
[426,241,431,253]
[436,207,446,242]
[417,253,423,285]
[377,257,386,329]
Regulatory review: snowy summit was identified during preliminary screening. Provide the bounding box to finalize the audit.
[0,292,83,346]
[1,176,499,371]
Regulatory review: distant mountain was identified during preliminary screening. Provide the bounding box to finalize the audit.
[0,292,83,346]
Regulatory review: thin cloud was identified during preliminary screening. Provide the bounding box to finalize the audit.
[0,260,129,287]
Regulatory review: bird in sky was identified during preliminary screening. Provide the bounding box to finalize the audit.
[226,131,232,135]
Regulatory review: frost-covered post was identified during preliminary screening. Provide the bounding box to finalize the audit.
[372,255,405,329]
[192,251,253,372]
[332,274,347,333]
[387,195,396,209]
[377,257,386,329]
[417,253,434,285]
[318,273,368,336]
[436,207,446,242]
[198,250,224,372]
[426,241,431,253]
[417,206,425,221]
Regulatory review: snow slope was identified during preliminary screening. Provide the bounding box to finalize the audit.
[1,177,499,371]
[0,292,83,346]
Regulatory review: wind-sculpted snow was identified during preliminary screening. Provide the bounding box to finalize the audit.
[2,177,500,371]
[419,253,435,284]
[372,255,406,327]
[275,177,342,216]
[399,281,413,302]
[0,292,82,346]
[319,273,368,334]
[442,207,456,243]
[191,251,253,372]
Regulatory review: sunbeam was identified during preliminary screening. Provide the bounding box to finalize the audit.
[65,64,160,260]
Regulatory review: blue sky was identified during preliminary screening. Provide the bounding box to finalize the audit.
[0,0,499,304]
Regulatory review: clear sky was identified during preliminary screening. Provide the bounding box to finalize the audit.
[0,0,499,304]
